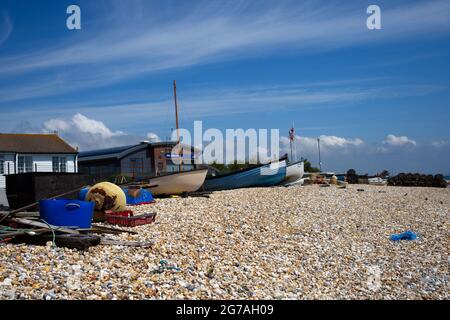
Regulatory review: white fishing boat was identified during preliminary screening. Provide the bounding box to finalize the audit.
[284,160,305,185]
[204,158,287,191]
[144,168,208,196]
[368,177,388,186]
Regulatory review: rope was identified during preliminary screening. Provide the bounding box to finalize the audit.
[39,219,56,248]
[0,225,32,233]
[151,259,181,274]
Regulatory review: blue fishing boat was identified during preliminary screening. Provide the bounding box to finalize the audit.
[203,159,287,191]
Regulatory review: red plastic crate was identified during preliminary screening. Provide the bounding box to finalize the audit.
[127,201,155,206]
[104,210,157,227]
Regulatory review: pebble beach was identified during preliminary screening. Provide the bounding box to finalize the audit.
[0,184,448,300]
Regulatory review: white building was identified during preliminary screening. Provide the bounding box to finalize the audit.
[0,133,78,190]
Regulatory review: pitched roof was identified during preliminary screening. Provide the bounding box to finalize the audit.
[78,141,200,162]
[79,144,137,158]
[0,133,77,154]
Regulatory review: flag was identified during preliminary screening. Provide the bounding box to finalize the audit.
[289,127,295,142]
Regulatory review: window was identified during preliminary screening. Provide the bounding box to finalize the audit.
[60,157,67,172]
[0,155,4,175]
[52,157,58,172]
[18,156,33,173]
[52,157,67,173]
[130,158,144,174]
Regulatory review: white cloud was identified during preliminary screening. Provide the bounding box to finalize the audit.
[43,113,138,150]
[278,133,450,174]
[279,134,368,172]
[383,134,417,147]
[146,132,161,142]
[8,112,450,173]
[317,135,364,147]
[431,140,450,148]
[281,134,364,152]
[279,134,365,170]
[71,113,125,139]
[43,119,72,132]
[44,113,125,139]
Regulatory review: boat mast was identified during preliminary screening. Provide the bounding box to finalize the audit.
[317,137,322,172]
[289,123,295,163]
[292,121,296,162]
[289,136,293,163]
[173,80,182,172]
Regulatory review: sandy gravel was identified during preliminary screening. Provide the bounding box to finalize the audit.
[0,184,448,300]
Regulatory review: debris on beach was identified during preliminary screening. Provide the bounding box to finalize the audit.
[104,210,157,227]
[390,230,418,242]
[0,181,157,251]
[388,173,447,188]
[0,184,447,300]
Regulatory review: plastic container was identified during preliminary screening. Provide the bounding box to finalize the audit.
[122,188,154,206]
[104,210,156,227]
[78,187,90,201]
[39,199,95,229]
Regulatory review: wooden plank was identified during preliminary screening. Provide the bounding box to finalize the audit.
[0,228,49,239]
[0,211,40,218]
[91,225,138,234]
[8,218,80,235]
[100,238,153,247]
[12,234,101,250]
[79,228,137,235]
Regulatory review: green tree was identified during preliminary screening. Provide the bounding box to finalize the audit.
[209,160,259,174]
[210,161,227,173]
[304,159,320,173]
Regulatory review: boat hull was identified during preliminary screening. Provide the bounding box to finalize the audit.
[284,161,304,184]
[146,169,208,196]
[368,177,387,186]
[204,160,287,191]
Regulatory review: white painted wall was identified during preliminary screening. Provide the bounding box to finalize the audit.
[0,153,77,188]
[19,154,77,173]
[0,153,16,174]
[0,153,15,189]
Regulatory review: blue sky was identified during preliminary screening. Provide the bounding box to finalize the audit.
[0,0,449,174]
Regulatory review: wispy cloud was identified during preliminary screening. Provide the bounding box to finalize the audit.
[0,14,12,47]
[0,0,449,101]
[0,78,442,131]
[431,140,450,148]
